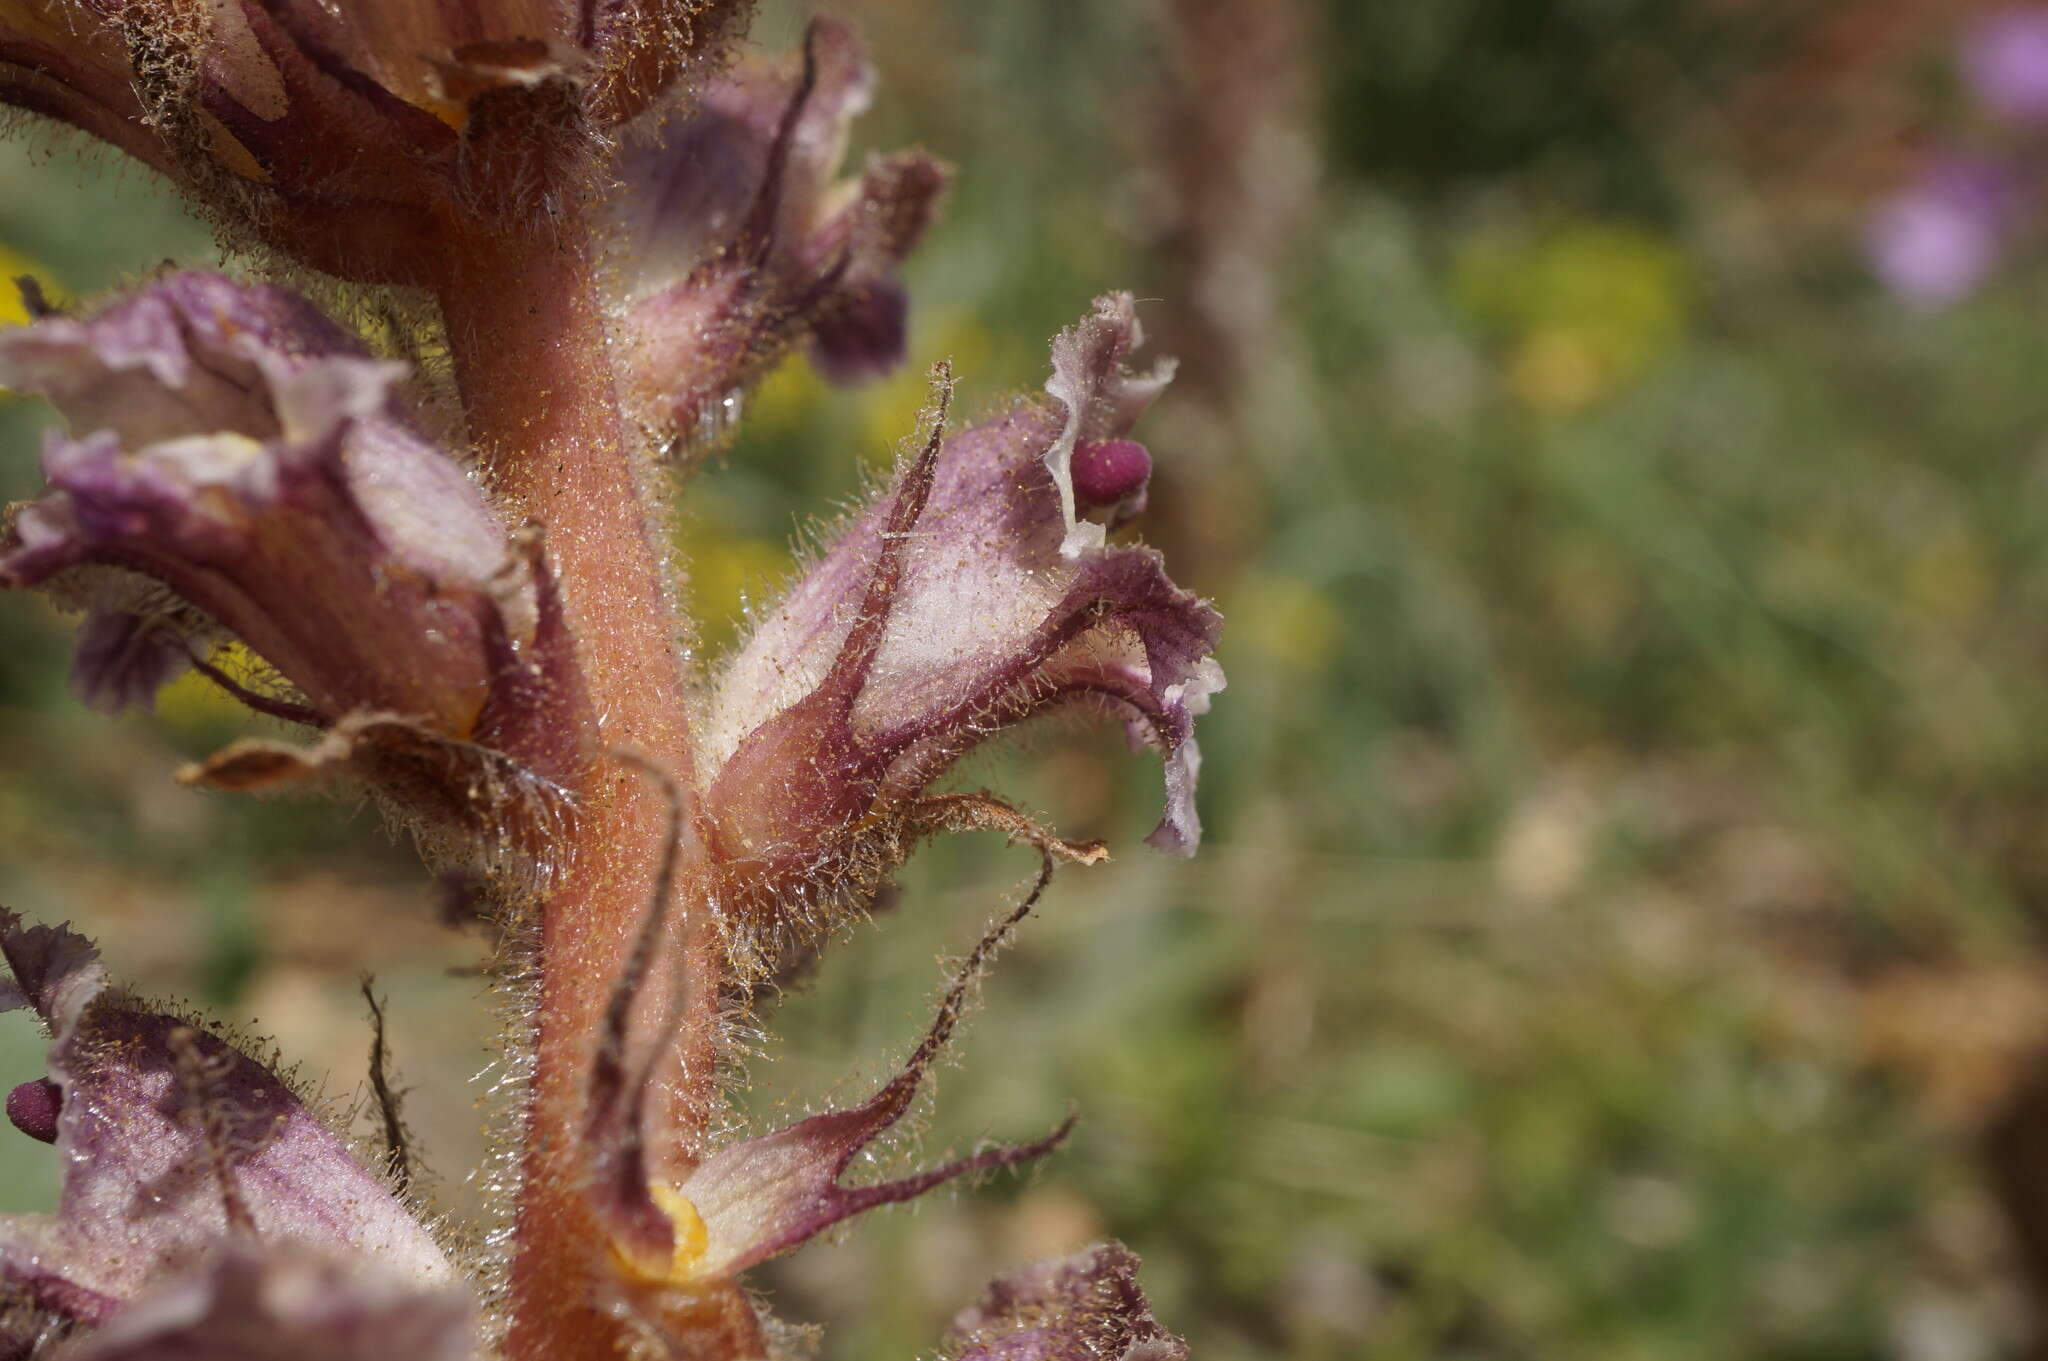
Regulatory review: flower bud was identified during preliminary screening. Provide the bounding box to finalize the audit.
[609,17,948,447]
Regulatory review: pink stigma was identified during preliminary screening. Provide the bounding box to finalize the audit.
[1071,439,1152,506]
[6,1078,59,1143]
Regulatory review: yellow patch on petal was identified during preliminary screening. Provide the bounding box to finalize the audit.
[611,1183,711,1284]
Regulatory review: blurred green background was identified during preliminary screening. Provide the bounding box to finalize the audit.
[14,1,2048,1358]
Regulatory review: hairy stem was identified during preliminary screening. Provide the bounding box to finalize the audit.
[436,228,755,1360]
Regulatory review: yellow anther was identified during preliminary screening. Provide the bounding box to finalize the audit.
[649,1183,710,1279]
[610,1183,711,1285]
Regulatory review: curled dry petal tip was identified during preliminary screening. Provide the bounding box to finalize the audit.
[946,1242,1189,1361]
[0,908,462,1346]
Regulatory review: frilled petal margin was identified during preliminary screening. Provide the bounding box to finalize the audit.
[945,1243,1188,1361]
[0,910,464,1352]
[588,858,1071,1295]
[697,296,1222,961]
[610,17,948,446]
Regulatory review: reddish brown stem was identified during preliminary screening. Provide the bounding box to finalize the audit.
[435,228,758,1361]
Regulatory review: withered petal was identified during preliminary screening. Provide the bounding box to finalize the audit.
[177,709,574,889]
[945,1243,1188,1361]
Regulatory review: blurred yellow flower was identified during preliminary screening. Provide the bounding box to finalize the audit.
[1231,572,1339,671]
[0,242,57,330]
[1455,221,1691,414]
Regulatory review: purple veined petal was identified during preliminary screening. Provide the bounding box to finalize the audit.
[1963,8,2048,123]
[1864,155,2017,309]
[945,1243,1188,1361]
[698,296,1222,964]
[609,16,875,294]
[67,608,202,717]
[59,1243,476,1361]
[0,271,364,446]
[0,273,526,732]
[0,910,456,1336]
[806,278,910,387]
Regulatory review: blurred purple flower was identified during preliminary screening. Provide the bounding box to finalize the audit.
[1963,9,2048,123]
[1864,155,2017,308]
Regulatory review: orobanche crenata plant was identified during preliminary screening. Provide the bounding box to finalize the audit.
[0,2,1222,1359]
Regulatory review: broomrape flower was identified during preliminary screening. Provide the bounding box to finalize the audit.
[0,271,583,873]
[699,293,1222,964]
[0,909,474,1359]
